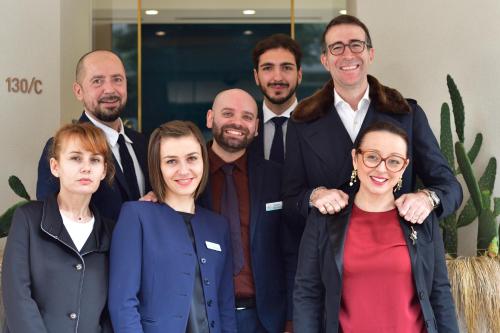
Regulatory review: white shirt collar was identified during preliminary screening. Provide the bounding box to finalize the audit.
[333,85,371,111]
[262,98,298,123]
[84,111,132,147]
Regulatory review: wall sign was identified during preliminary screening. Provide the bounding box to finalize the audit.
[5,77,43,95]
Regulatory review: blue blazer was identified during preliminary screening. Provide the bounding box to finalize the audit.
[108,201,236,333]
[283,95,462,223]
[198,150,299,332]
[248,108,265,159]
[36,112,150,221]
[293,203,459,333]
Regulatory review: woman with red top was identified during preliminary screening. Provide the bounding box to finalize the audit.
[293,121,459,333]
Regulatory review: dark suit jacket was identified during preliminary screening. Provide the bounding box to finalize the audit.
[2,195,113,333]
[248,108,265,159]
[283,99,462,223]
[293,203,459,333]
[198,149,298,333]
[108,201,236,333]
[36,112,149,221]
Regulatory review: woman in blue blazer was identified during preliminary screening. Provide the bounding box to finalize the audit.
[293,122,459,333]
[108,121,236,333]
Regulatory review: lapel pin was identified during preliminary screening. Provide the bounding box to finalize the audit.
[410,226,418,245]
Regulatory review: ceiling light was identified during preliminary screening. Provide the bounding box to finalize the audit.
[145,9,159,16]
[339,9,347,15]
[243,9,256,15]
[155,31,166,37]
[243,30,253,36]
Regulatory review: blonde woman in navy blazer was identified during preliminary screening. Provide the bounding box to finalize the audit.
[108,121,236,333]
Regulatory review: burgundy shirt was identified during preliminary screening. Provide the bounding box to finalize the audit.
[208,149,255,299]
[339,204,426,333]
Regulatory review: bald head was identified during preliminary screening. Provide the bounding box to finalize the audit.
[207,89,259,158]
[212,88,258,114]
[75,50,125,84]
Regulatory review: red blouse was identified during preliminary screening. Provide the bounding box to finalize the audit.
[339,204,426,333]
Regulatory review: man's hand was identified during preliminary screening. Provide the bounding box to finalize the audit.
[139,191,158,202]
[310,188,349,215]
[395,191,433,224]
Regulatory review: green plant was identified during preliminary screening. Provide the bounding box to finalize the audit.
[439,75,499,256]
[0,176,31,237]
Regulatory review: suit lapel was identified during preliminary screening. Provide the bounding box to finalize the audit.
[399,218,418,273]
[302,108,354,188]
[247,155,263,245]
[125,128,149,190]
[326,205,353,280]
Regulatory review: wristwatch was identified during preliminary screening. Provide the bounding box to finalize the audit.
[421,189,441,209]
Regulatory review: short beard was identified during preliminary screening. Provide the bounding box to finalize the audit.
[92,106,123,122]
[260,81,298,105]
[212,123,253,153]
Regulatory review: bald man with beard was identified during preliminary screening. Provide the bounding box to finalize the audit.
[198,89,297,333]
[37,50,150,222]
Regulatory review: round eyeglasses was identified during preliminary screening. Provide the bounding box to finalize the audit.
[327,40,371,56]
[357,149,408,172]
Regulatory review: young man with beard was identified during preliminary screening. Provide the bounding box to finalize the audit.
[283,15,462,227]
[250,34,302,164]
[37,50,149,221]
[198,88,297,333]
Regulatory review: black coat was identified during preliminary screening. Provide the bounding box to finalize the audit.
[2,195,113,333]
[36,112,150,221]
[293,203,459,333]
[283,77,462,224]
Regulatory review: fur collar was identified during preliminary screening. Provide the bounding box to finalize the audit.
[292,75,411,123]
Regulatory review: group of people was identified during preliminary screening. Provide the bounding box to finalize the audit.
[2,15,462,333]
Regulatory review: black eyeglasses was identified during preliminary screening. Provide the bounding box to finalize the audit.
[357,149,408,172]
[327,40,371,56]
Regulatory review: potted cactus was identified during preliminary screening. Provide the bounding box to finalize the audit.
[439,75,500,333]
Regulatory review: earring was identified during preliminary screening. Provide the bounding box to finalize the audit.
[394,178,403,192]
[349,169,357,187]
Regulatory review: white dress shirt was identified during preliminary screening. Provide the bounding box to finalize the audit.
[334,86,371,142]
[85,112,145,196]
[262,99,298,160]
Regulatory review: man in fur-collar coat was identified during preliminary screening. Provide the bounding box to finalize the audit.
[282,15,462,227]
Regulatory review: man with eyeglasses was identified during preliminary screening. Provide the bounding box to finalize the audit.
[283,15,462,226]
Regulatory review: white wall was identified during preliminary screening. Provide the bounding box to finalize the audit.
[0,0,91,214]
[353,0,500,255]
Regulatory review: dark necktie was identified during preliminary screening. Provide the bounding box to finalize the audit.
[117,134,141,200]
[220,163,244,275]
[269,116,287,164]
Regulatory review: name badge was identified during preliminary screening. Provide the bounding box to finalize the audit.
[266,201,283,211]
[205,241,221,252]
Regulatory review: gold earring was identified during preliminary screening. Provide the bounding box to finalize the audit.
[394,178,403,192]
[349,169,357,187]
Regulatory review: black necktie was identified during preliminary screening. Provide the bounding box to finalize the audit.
[220,164,244,275]
[269,116,287,164]
[117,134,140,200]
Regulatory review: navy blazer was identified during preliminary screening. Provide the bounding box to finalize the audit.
[36,112,149,221]
[108,201,236,333]
[198,150,298,332]
[248,108,265,159]
[293,203,459,333]
[2,195,113,333]
[283,100,463,223]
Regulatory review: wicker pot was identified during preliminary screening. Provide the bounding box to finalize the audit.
[446,256,500,333]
